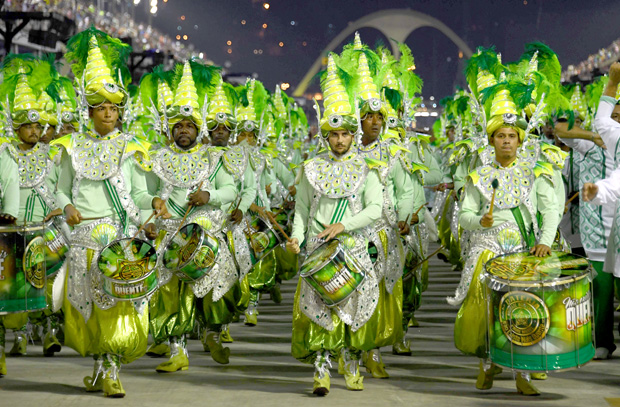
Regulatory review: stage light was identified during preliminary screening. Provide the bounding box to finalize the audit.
[150,6,157,14]
[263,3,270,9]
[227,40,232,45]
[279,42,284,47]
[262,23,268,29]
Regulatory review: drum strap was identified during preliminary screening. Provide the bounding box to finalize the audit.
[103,179,129,235]
[168,198,194,218]
[329,198,349,224]
[209,159,223,183]
[510,207,536,249]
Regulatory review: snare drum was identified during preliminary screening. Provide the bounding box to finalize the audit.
[300,239,366,307]
[483,250,595,371]
[163,223,220,282]
[97,238,159,300]
[0,224,47,314]
[246,216,281,263]
[43,219,69,277]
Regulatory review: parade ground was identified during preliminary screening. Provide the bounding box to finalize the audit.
[1,245,619,407]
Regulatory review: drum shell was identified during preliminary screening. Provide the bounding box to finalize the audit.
[300,241,366,307]
[486,271,595,371]
[0,224,47,314]
[97,238,158,301]
[163,223,220,283]
[246,216,281,264]
[43,220,69,277]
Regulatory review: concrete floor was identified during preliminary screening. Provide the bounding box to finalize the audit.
[2,245,620,407]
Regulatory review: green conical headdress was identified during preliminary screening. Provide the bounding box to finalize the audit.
[65,27,132,107]
[465,47,503,101]
[206,73,237,131]
[317,53,358,136]
[236,78,268,134]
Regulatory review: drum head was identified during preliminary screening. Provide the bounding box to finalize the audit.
[485,250,590,284]
[300,239,341,277]
[98,238,158,280]
[163,223,204,271]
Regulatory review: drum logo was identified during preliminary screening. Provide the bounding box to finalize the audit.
[24,236,46,289]
[499,291,550,346]
[563,292,591,331]
[116,258,149,280]
[179,232,200,264]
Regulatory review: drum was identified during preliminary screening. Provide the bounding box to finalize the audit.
[97,238,158,300]
[163,223,220,282]
[483,250,595,371]
[300,238,366,307]
[43,219,69,277]
[245,216,281,263]
[0,224,47,314]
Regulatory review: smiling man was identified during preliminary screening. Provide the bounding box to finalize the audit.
[453,86,560,396]
[286,54,382,396]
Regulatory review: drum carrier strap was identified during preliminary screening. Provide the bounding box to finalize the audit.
[24,191,49,223]
[510,207,536,250]
[104,178,129,235]
[329,197,349,225]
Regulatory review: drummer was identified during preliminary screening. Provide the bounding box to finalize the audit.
[452,80,560,395]
[53,29,169,398]
[286,54,382,396]
[145,62,239,370]
[344,34,416,378]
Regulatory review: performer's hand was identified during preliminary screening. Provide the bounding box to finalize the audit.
[144,223,158,240]
[188,190,210,207]
[480,213,494,228]
[286,238,300,254]
[64,204,82,226]
[152,197,171,219]
[317,222,344,241]
[398,221,410,236]
[250,203,266,219]
[530,244,551,257]
[410,213,419,225]
[609,62,620,85]
[582,183,598,202]
[288,185,297,196]
[230,209,243,224]
[44,208,63,222]
[0,213,16,225]
[592,134,607,150]
[436,183,446,192]
[284,200,296,210]
[265,183,272,196]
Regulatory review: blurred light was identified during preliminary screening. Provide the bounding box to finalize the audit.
[290,21,296,26]
[227,40,232,45]
[177,26,182,30]
[432,104,437,108]
[421,104,425,108]
[150,6,157,14]
[262,23,268,28]
[133,0,140,5]
[258,49,263,54]
[447,57,452,62]
[241,20,246,25]
[302,41,307,46]
[429,96,435,100]
[163,0,167,2]
[199,52,204,59]
[194,25,198,29]
[227,48,232,54]
[181,15,186,20]
[523,0,527,4]
[150,0,157,6]
[458,51,463,59]
[183,35,188,40]
[253,49,258,55]
[278,42,284,47]
[314,93,323,100]
[430,112,438,117]
[176,35,181,40]
[281,83,290,90]
[408,64,416,71]
[263,3,270,9]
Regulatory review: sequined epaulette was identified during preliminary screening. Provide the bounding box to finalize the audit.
[221,145,248,181]
[540,143,567,169]
[533,160,555,183]
[151,144,213,189]
[128,135,153,171]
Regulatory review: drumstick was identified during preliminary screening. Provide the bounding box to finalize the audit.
[409,245,445,271]
[77,216,105,221]
[414,203,427,216]
[267,211,291,241]
[489,179,499,216]
[566,191,580,205]
[124,211,157,249]
[173,181,204,237]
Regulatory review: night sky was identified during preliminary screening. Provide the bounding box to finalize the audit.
[135,0,620,100]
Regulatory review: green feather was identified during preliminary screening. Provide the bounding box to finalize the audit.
[253,80,268,118]
[190,59,221,103]
[585,76,608,112]
[465,46,503,98]
[383,87,402,111]
[520,42,561,86]
[222,81,239,108]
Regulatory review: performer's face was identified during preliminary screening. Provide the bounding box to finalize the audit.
[327,130,353,156]
[361,112,383,140]
[491,127,521,160]
[237,130,256,146]
[172,119,198,149]
[612,105,620,124]
[39,125,56,144]
[17,122,42,146]
[57,123,76,137]
[210,124,231,147]
[89,102,119,136]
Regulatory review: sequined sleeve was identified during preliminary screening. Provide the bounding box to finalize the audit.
[56,150,75,212]
[238,165,257,214]
[291,171,311,243]
[0,148,19,217]
[341,170,382,232]
[459,180,484,231]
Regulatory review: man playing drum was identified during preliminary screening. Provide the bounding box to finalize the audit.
[453,82,560,395]
[53,28,169,398]
[286,53,382,396]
